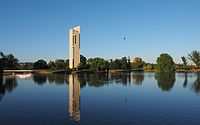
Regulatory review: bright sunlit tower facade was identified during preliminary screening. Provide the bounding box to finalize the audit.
[69,26,80,69]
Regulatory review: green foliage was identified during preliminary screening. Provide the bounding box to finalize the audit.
[48,61,56,70]
[0,60,3,74]
[109,57,131,70]
[33,60,48,69]
[121,57,131,70]
[54,59,66,70]
[80,55,87,65]
[131,57,145,70]
[188,50,200,68]
[110,59,121,70]
[0,52,18,70]
[78,55,90,70]
[48,59,69,70]
[156,53,175,73]
[17,63,34,70]
[175,64,195,70]
[181,56,187,66]
[87,57,109,71]
[0,52,4,73]
[143,63,155,70]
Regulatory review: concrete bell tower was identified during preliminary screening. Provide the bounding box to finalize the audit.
[69,26,80,69]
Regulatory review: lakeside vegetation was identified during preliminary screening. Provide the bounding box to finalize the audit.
[0,50,200,74]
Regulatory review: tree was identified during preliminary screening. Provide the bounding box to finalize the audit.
[0,52,4,74]
[181,56,187,66]
[110,59,121,70]
[0,52,18,70]
[147,64,154,70]
[80,55,87,65]
[4,54,19,69]
[109,57,131,70]
[188,50,200,68]
[127,58,131,70]
[131,57,145,70]
[48,61,56,70]
[65,59,69,69]
[33,60,48,69]
[87,58,109,71]
[156,53,175,73]
[78,55,89,70]
[121,57,131,70]
[54,59,66,70]
[48,59,69,70]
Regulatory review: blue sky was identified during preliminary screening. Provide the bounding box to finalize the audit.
[0,0,200,63]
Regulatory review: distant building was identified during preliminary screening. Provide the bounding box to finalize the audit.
[17,62,34,70]
[69,26,80,69]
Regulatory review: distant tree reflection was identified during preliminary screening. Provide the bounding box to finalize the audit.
[50,74,65,84]
[33,74,47,85]
[87,73,109,87]
[155,73,176,91]
[33,74,71,85]
[4,77,17,92]
[183,73,188,88]
[110,73,131,85]
[192,73,200,94]
[0,75,3,85]
[0,76,17,101]
[131,72,144,85]
[77,74,87,88]
[0,75,5,101]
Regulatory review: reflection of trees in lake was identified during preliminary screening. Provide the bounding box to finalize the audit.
[155,73,176,91]
[131,72,144,85]
[192,73,200,94]
[181,73,200,94]
[33,74,70,85]
[87,73,109,87]
[0,76,17,101]
[32,73,144,88]
[0,75,4,100]
[0,75,3,85]
[33,74,47,85]
[76,73,135,87]
[110,73,131,85]
[48,74,68,85]
[77,74,87,88]
[183,73,188,88]
[76,73,115,88]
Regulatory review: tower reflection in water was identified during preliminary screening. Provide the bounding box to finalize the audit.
[68,74,80,122]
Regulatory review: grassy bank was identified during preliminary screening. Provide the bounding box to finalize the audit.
[3,68,200,76]
[176,69,200,73]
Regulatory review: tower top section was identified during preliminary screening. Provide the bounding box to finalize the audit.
[71,26,80,33]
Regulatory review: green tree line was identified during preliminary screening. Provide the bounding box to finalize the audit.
[1,50,200,73]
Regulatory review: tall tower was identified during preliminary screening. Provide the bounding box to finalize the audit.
[69,26,80,69]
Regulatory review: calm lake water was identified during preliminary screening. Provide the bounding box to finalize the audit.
[0,72,200,125]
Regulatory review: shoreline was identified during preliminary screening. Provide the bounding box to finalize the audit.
[2,69,200,76]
